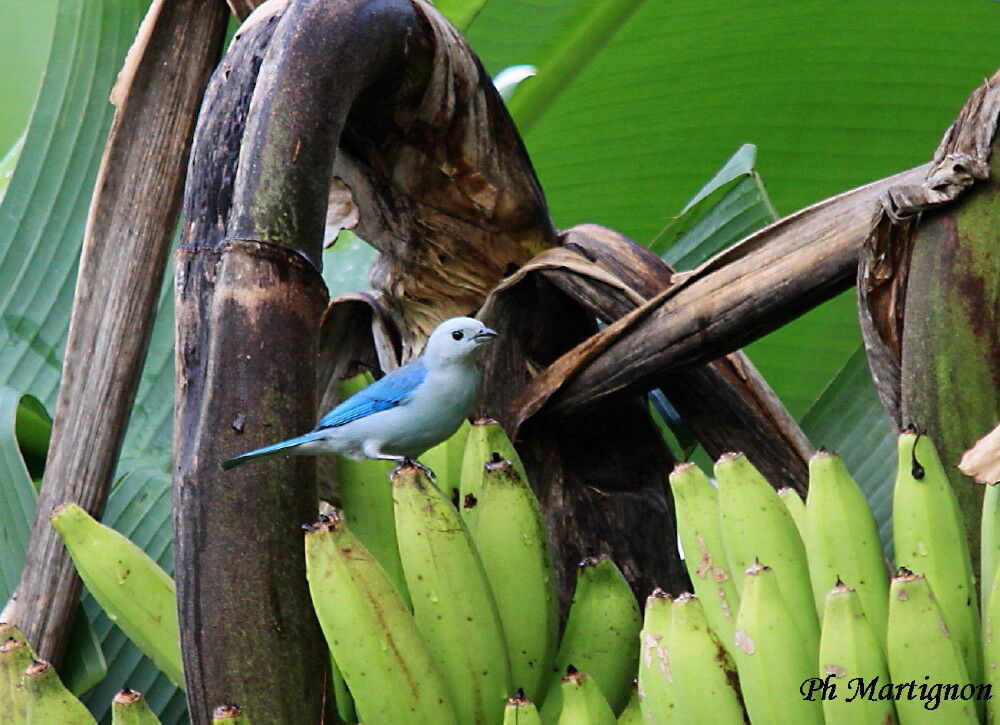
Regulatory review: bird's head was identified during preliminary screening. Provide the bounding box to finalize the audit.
[423,316,497,365]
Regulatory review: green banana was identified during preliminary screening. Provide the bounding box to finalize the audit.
[304,512,457,725]
[22,659,97,724]
[336,373,411,606]
[636,589,676,725]
[504,689,542,725]
[817,582,894,725]
[556,668,616,725]
[329,654,356,725]
[0,630,34,723]
[211,704,250,724]
[732,562,823,725]
[805,450,889,644]
[667,593,746,724]
[50,503,183,688]
[886,569,977,724]
[111,688,162,725]
[715,453,819,648]
[460,419,529,537]
[392,466,512,725]
[668,462,739,657]
[777,487,807,539]
[540,557,641,722]
[984,562,1000,724]
[982,483,1000,614]
[423,417,472,496]
[615,683,641,725]
[892,430,981,681]
[470,456,558,700]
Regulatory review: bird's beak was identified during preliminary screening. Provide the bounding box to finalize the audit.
[474,327,498,343]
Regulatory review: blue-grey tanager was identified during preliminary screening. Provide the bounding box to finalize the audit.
[221,316,497,473]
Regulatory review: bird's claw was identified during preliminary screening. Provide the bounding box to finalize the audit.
[405,457,436,479]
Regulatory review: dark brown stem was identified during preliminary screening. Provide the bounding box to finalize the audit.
[7,0,228,665]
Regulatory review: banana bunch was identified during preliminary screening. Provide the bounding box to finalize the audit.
[305,415,642,725]
[661,430,998,724]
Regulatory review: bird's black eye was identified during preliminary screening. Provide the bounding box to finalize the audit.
[452,330,464,341]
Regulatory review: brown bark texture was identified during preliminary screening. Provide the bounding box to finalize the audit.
[858,69,1000,556]
[7,0,228,665]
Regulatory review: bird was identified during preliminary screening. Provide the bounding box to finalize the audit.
[220,316,497,474]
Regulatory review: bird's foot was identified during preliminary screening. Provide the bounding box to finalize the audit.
[402,457,436,479]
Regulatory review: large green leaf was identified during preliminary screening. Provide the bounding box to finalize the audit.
[800,347,896,557]
[473,0,999,416]
[0,0,56,151]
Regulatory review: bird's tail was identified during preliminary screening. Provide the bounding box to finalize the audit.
[220,430,328,471]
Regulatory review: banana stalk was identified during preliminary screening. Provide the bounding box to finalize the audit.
[715,453,819,647]
[817,582,894,725]
[111,688,162,725]
[49,503,183,688]
[460,419,528,537]
[211,704,250,724]
[892,431,980,681]
[541,557,641,722]
[732,562,823,724]
[636,589,677,725]
[304,512,457,725]
[392,466,512,725]
[0,632,33,724]
[336,373,411,606]
[556,668,616,725]
[668,462,740,657]
[777,487,807,538]
[471,457,559,700]
[886,569,977,724]
[668,593,746,724]
[22,659,97,724]
[504,690,542,725]
[805,450,889,644]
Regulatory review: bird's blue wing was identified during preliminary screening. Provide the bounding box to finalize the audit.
[316,359,428,430]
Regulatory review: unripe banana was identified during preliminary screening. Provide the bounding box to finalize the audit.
[460,419,529,537]
[817,582,894,725]
[329,654,356,725]
[636,589,676,725]
[304,512,457,725]
[668,593,746,724]
[886,569,977,724]
[540,557,641,722]
[668,462,739,657]
[556,668,616,725]
[336,373,411,606]
[984,563,1000,724]
[49,503,182,688]
[715,453,819,648]
[805,450,889,645]
[470,457,558,700]
[777,487,807,538]
[982,483,1000,614]
[22,659,97,724]
[111,688,161,725]
[392,466,512,725]
[892,431,980,682]
[615,683,641,725]
[422,417,472,496]
[0,632,33,723]
[732,562,823,725]
[211,704,249,724]
[504,689,542,725]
